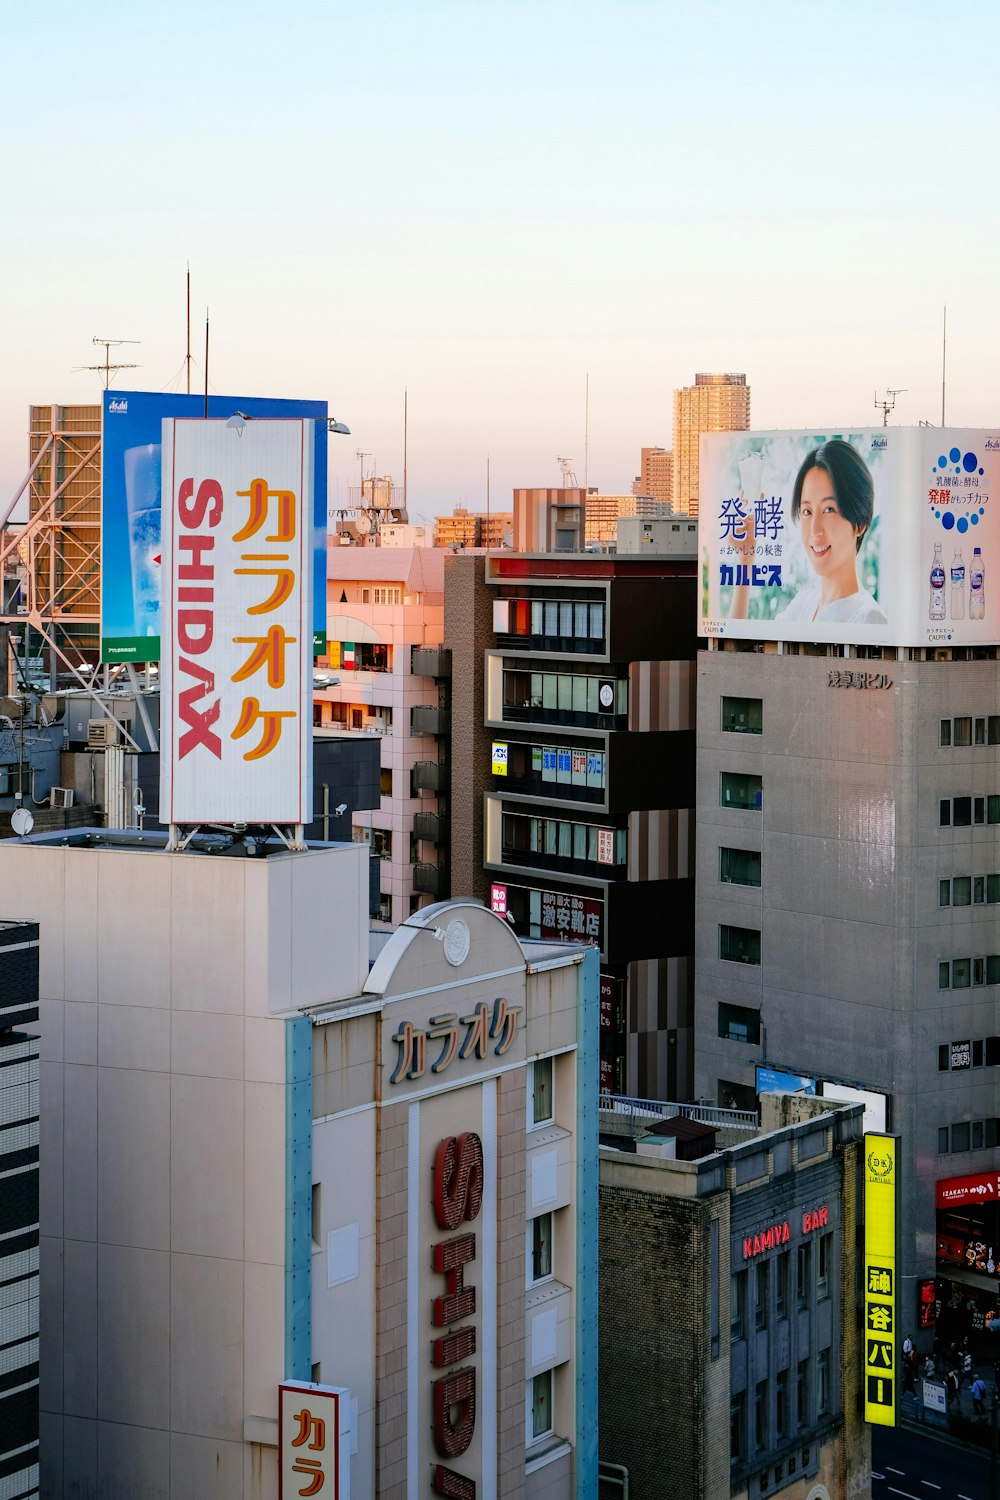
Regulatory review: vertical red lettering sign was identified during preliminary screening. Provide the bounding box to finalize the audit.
[431,1133,483,1498]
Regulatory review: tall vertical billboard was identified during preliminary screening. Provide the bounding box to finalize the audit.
[863,1134,897,1427]
[101,390,328,662]
[698,428,999,647]
[159,418,313,826]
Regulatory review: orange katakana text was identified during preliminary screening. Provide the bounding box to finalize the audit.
[233,478,297,543]
[232,626,298,690]
[232,697,296,760]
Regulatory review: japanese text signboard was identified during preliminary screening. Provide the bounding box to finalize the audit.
[159,418,313,825]
[279,1382,345,1499]
[101,390,328,663]
[699,428,1000,648]
[936,1170,1000,1208]
[864,1133,897,1427]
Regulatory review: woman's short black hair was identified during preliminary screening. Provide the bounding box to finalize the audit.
[791,438,874,553]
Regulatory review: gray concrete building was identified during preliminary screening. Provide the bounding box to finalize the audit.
[694,640,1000,1341]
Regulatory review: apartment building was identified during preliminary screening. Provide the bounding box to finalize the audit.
[673,374,750,517]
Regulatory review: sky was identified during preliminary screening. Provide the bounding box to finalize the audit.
[1,0,998,524]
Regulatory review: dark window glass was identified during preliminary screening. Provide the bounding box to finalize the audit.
[953,958,971,989]
[973,1120,985,1150]
[939,1044,949,1071]
[974,1039,985,1067]
[720,847,762,887]
[939,962,951,990]
[953,877,972,906]
[776,1370,788,1438]
[940,719,952,747]
[938,1127,949,1154]
[797,1243,810,1305]
[953,797,972,827]
[755,1259,769,1330]
[731,1393,745,1462]
[776,1250,790,1318]
[720,925,762,965]
[718,1004,762,1045]
[940,800,952,827]
[954,717,973,747]
[754,1380,768,1450]
[952,1121,971,1152]
[722,696,763,734]
[939,879,951,906]
[731,1269,746,1339]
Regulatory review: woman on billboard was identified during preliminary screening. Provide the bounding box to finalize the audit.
[729,439,887,625]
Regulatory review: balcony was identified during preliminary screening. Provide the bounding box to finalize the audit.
[413,760,448,793]
[411,646,452,678]
[411,704,451,737]
[413,810,449,843]
[413,862,448,897]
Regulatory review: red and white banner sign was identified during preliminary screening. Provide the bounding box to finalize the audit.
[160,419,314,825]
[937,1171,1000,1209]
[279,1382,345,1498]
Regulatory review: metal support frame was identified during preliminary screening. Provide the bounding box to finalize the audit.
[165,823,307,854]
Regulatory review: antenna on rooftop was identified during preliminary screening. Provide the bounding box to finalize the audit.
[874,388,906,427]
[75,337,141,388]
[557,457,578,487]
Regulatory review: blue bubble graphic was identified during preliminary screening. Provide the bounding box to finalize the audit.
[971,514,980,525]
[950,447,961,463]
[942,512,956,530]
[938,455,947,467]
[964,452,978,472]
[980,468,985,476]
[958,517,969,533]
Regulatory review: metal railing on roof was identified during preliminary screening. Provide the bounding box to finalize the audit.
[598,1091,758,1137]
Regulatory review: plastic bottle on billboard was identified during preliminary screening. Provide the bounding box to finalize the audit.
[951,547,966,621]
[929,543,946,620]
[970,546,985,620]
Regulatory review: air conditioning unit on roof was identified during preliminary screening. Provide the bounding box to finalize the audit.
[87,719,118,747]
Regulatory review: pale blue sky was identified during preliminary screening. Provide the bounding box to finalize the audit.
[2,0,997,520]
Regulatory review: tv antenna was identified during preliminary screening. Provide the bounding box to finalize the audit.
[75,337,141,388]
[874,388,906,427]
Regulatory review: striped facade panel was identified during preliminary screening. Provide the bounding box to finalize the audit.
[627,957,694,1102]
[627,660,696,733]
[626,808,694,882]
[0,925,39,1031]
[0,1021,39,1500]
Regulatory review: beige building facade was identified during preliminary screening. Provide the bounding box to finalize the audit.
[11,829,597,1499]
[673,374,750,517]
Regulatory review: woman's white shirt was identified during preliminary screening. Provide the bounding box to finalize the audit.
[778,585,887,626]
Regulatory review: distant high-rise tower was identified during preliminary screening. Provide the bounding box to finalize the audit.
[673,373,750,517]
[633,446,673,508]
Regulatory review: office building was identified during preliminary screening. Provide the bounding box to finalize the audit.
[0,919,40,1500]
[9,829,597,1499]
[315,546,449,923]
[632,446,673,509]
[434,505,513,551]
[673,374,750,517]
[444,547,698,1100]
[599,1094,868,1500]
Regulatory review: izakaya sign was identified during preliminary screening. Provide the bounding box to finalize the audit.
[160,419,314,825]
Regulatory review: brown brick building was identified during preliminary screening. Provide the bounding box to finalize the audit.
[598,1097,869,1500]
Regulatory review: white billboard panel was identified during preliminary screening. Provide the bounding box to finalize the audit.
[160,419,314,825]
[698,427,1000,648]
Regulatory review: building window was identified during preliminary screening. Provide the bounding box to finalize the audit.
[755,1259,769,1330]
[371,829,392,859]
[941,715,1000,746]
[377,894,392,923]
[721,772,763,812]
[719,926,761,965]
[731,1269,746,1340]
[797,1243,811,1306]
[796,1359,809,1426]
[730,1392,746,1463]
[754,1380,768,1451]
[529,1213,553,1284]
[776,1250,790,1319]
[939,794,1000,826]
[776,1370,788,1439]
[938,955,1000,989]
[372,587,401,605]
[817,1233,832,1298]
[530,1056,554,1128]
[939,873,1000,906]
[720,847,762,887]
[938,1118,999,1153]
[722,696,763,734]
[718,1004,761,1045]
[940,1037,1000,1070]
[527,1370,553,1445]
[380,767,393,796]
[817,1350,830,1417]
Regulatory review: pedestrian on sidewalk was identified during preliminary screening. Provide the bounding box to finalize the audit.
[971,1375,988,1416]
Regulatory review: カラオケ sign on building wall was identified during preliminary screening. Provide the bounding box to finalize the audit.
[159,418,313,826]
[698,427,1000,648]
[101,389,329,663]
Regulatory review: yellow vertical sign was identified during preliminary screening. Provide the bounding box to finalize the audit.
[864,1133,897,1426]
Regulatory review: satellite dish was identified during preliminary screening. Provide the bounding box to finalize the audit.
[11,807,34,837]
[355,510,372,536]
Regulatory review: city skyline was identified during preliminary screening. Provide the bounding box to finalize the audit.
[2,1,998,521]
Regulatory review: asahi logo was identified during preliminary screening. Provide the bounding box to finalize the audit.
[108,398,128,414]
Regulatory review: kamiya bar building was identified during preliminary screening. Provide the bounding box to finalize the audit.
[7,831,597,1500]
